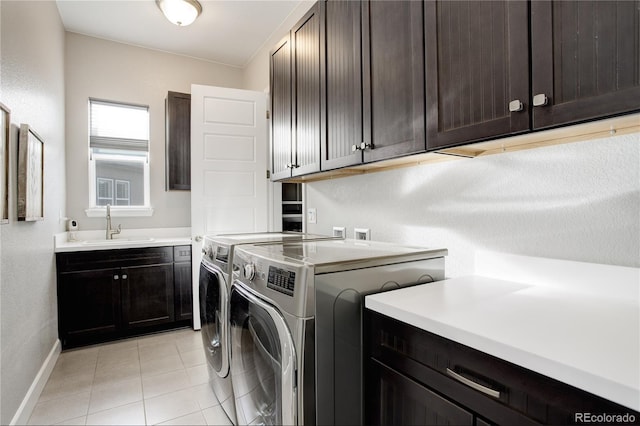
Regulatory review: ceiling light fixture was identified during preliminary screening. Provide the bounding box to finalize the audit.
[156,0,202,27]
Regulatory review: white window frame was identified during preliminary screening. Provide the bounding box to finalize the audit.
[85,99,153,217]
[87,152,151,216]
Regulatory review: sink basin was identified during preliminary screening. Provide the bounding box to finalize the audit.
[81,237,155,245]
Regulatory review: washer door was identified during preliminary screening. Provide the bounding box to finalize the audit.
[229,283,296,426]
[199,262,229,377]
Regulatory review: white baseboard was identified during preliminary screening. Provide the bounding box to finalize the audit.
[10,339,61,425]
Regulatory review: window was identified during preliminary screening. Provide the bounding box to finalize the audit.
[88,99,151,216]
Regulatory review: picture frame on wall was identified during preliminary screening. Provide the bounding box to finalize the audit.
[18,123,44,221]
[0,102,9,224]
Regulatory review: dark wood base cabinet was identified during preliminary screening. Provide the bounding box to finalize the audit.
[365,310,640,426]
[57,246,192,349]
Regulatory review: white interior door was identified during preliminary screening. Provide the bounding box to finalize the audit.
[191,84,268,329]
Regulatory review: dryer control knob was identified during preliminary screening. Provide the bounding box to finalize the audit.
[243,263,256,280]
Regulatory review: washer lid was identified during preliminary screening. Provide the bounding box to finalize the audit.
[235,239,448,274]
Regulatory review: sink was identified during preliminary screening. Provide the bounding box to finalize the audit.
[81,237,155,245]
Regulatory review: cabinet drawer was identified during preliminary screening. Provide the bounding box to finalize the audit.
[366,310,638,425]
[173,245,191,263]
[57,247,174,272]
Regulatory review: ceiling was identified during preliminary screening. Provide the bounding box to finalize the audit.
[55,0,305,68]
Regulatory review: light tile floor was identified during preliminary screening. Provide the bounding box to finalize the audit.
[28,328,233,426]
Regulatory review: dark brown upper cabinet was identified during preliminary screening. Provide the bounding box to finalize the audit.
[271,3,324,180]
[322,0,426,170]
[321,0,363,171]
[425,1,531,150]
[362,0,426,162]
[270,34,293,181]
[530,0,640,129]
[292,3,324,177]
[165,91,191,190]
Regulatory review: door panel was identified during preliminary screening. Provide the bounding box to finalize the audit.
[229,285,296,426]
[425,1,530,149]
[270,36,293,180]
[291,4,324,177]
[363,0,426,162]
[199,263,228,375]
[531,0,640,129]
[322,0,363,170]
[366,359,474,426]
[59,268,120,340]
[191,84,268,329]
[122,264,174,329]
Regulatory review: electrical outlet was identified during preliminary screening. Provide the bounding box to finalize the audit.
[354,228,370,240]
[307,208,317,224]
[332,226,346,238]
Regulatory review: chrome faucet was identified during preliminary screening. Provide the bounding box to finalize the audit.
[106,204,121,239]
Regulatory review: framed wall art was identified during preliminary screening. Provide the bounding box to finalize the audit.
[0,102,9,224]
[18,123,44,221]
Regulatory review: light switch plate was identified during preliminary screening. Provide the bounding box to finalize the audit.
[307,208,317,224]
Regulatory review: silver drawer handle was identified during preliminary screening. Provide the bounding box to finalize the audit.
[446,368,501,399]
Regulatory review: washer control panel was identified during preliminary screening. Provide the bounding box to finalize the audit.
[266,266,296,297]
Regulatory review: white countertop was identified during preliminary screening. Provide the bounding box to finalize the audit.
[365,253,640,411]
[54,228,192,252]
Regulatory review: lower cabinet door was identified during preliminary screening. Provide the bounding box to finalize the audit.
[121,263,175,329]
[366,358,474,426]
[58,268,121,345]
[174,261,193,322]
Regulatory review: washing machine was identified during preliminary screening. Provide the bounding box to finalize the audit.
[228,239,447,425]
[199,232,340,424]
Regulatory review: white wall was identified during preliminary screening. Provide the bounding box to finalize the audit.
[65,33,244,231]
[0,1,66,423]
[242,0,314,92]
[305,133,640,275]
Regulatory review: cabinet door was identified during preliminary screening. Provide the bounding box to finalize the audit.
[270,35,293,181]
[322,0,363,171]
[362,1,425,162]
[165,91,191,190]
[174,261,193,322]
[365,359,473,426]
[291,3,324,177]
[121,264,175,329]
[425,1,530,150]
[58,268,121,346]
[531,1,640,129]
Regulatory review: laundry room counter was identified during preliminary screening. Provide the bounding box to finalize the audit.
[365,252,640,411]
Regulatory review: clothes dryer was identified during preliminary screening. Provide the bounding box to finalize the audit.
[229,239,447,425]
[199,232,339,424]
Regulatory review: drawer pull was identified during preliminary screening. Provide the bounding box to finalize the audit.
[446,368,501,399]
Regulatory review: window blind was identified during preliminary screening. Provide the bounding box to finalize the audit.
[89,99,149,152]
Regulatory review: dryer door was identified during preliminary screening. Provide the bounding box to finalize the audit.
[199,262,230,377]
[229,283,297,426]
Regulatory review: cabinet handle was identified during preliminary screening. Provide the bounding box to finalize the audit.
[508,100,523,112]
[122,274,128,280]
[360,142,372,150]
[532,93,549,107]
[113,275,119,280]
[446,368,501,399]
[351,144,360,152]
